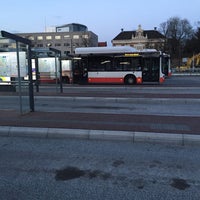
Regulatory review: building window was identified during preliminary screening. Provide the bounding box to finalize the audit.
[55,35,61,40]
[37,44,43,47]
[28,36,34,40]
[37,36,43,40]
[2,44,9,48]
[75,43,80,47]
[64,35,70,39]
[46,43,52,47]
[57,27,69,32]
[46,36,52,40]
[82,34,88,39]
[64,43,70,47]
[64,51,70,55]
[73,35,79,39]
[55,43,61,47]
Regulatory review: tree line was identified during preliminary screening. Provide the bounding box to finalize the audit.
[159,16,200,62]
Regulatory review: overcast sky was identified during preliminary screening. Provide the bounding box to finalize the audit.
[1,0,199,45]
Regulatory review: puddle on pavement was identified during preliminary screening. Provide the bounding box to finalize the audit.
[55,166,111,181]
[55,166,191,192]
[55,166,85,181]
[170,178,190,190]
[112,159,125,167]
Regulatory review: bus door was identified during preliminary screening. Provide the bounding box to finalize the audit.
[162,56,171,77]
[142,56,160,82]
[72,57,88,84]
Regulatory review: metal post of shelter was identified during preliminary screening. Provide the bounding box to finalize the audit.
[50,48,63,93]
[28,45,34,111]
[35,57,39,92]
[16,41,23,114]
[59,55,63,93]
[55,53,58,93]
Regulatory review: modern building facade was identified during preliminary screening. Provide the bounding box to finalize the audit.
[17,23,98,57]
[112,25,166,51]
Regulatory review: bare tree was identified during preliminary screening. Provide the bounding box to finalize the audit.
[159,17,193,59]
[184,22,200,56]
[159,22,168,37]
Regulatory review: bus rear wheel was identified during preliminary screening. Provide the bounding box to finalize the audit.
[124,75,136,85]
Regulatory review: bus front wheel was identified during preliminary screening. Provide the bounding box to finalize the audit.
[124,75,136,85]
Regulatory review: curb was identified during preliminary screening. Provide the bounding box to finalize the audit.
[1,126,200,145]
[35,96,200,105]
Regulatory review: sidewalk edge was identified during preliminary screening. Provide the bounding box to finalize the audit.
[0,126,200,145]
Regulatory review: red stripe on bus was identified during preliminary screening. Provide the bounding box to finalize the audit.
[136,77,142,84]
[88,77,124,83]
[39,79,58,83]
[159,77,165,83]
[168,72,172,77]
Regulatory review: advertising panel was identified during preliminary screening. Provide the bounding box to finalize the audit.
[38,57,59,82]
[38,57,56,73]
[0,51,27,77]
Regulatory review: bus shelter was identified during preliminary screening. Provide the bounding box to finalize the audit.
[0,30,34,113]
[31,47,63,93]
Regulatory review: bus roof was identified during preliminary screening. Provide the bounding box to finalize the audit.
[141,48,158,53]
[75,46,159,55]
[75,46,138,55]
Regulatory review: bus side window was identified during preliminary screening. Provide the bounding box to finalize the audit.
[101,59,112,71]
[152,59,159,71]
[123,61,131,71]
[88,57,98,71]
[132,57,141,71]
[114,57,123,71]
[143,58,150,71]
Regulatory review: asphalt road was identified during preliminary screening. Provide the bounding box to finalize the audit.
[1,76,200,200]
[0,136,200,200]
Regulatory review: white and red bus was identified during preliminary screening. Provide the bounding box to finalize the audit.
[73,46,165,84]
